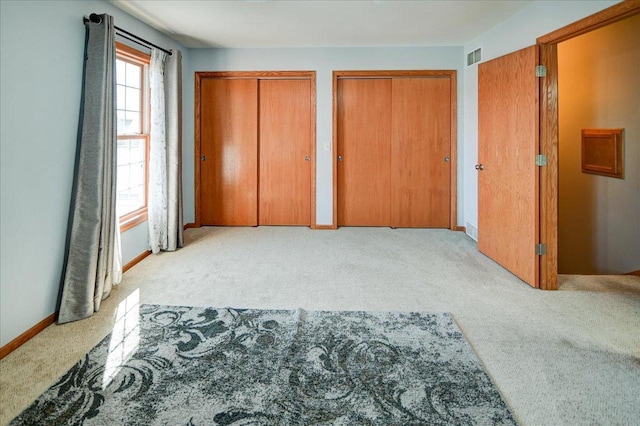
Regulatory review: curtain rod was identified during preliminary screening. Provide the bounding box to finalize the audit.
[83,13,173,56]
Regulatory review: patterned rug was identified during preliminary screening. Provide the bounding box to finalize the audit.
[10,305,516,425]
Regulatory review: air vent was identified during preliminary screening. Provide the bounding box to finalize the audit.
[466,222,478,241]
[466,48,481,66]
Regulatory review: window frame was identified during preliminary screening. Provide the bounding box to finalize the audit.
[116,42,150,232]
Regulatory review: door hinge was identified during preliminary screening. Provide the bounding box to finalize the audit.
[535,154,547,166]
[535,65,547,77]
[536,243,547,256]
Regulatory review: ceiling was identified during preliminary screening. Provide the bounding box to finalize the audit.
[109,0,532,49]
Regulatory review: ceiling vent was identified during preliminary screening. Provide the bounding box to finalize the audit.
[466,48,481,66]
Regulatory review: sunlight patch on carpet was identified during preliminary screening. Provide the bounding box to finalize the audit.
[103,289,140,389]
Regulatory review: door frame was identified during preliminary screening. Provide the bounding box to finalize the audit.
[332,70,458,230]
[194,71,317,228]
[537,1,640,290]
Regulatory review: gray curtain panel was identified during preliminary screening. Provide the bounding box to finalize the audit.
[58,14,122,324]
[165,50,184,251]
[148,49,184,253]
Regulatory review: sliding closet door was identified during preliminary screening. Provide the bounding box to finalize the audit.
[259,79,312,225]
[200,78,258,226]
[391,77,451,228]
[337,78,392,226]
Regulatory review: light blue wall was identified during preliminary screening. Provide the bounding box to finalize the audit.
[1,0,623,348]
[184,46,465,226]
[461,0,619,239]
[0,0,187,346]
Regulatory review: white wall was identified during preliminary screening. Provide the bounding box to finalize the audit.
[462,0,619,238]
[558,14,640,274]
[0,0,187,346]
[184,47,464,226]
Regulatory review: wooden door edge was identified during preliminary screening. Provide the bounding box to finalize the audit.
[312,224,338,230]
[449,71,458,231]
[332,71,339,228]
[536,2,640,291]
[538,42,558,291]
[309,73,317,228]
[196,71,316,80]
[334,70,456,79]
[194,73,203,227]
[537,1,640,44]
[534,45,542,289]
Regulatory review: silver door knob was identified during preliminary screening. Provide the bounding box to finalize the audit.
[305,156,311,161]
[444,157,450,163]
[475,164,484,171]
[338,155,343,162]
[201,155,207,161]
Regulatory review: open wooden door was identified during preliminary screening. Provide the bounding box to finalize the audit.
[478,45,539,287]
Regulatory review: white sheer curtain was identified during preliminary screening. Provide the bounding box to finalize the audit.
[148,48,183,253]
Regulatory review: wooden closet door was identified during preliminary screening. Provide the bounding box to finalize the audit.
[200,78,258,225]
[391,77,451,228]
[259,79,312,225]
[478,46,538,287]
[337,78,392,226]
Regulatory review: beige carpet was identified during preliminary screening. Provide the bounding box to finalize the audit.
[1,227,639,425]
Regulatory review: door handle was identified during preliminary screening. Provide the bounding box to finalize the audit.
[338,155,343,162]
[201,155,207,161]
[475,164,484,171]
[305,156,311,161]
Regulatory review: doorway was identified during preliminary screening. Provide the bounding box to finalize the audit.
[557,14,640,275]
[538,1,640,289]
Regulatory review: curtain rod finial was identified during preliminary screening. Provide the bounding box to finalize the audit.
[89,13,102,24]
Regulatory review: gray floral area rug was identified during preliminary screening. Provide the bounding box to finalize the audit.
[10,305,516,425]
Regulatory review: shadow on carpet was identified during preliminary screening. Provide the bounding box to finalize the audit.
[10,305,516,425]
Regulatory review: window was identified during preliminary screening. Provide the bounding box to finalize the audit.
[116,43,150,231]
